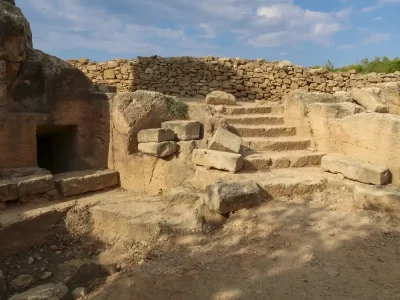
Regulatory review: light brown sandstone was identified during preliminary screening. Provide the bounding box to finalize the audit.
[162,120,201,141]
[351,87,388,112]
[137,128,174,143]
[353,184,400,213]
[208,127,242,153]
[192,149,243,173]
[138,141,178,157]
[205,91,236,105]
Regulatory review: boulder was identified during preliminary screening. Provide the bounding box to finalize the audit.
[205,91,236,105]
[321,153,391,185]
[278,60,292,68]
[8,283,69,300]
[351,87,388,113]
[0,0,32,85]
[54,169,119,197]
[353,184,400,213]
[205,180,261,214]
[138,141,178,157]
[137,128,174,143]
[161,120,201,141]
[208,127,242,153]
[10,274,35,291]
[72,287,86,299]
[192,149,243,173]
[112,91,173,153]
[10,49,94,113]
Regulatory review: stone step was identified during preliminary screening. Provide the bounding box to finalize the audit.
[243,151,326,171]
[241,137,311,152]
[224,114,284,126]
[228,125,296,138]
[224,105,284,115]
[54,169,119,197]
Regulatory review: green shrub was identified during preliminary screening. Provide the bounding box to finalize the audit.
[320,57,400,74]
[168,98,188,119]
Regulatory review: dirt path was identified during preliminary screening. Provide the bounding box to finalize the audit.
[87,189,400,300]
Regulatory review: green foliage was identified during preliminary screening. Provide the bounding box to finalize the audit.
[314,57,400,74]
[168,98,188,119]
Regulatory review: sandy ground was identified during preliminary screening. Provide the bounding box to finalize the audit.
[87,188,400,300]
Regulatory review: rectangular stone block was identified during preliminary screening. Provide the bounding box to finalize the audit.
[54,169,119,197]
[208,127,242,153]
[138,128,174,143]
[353,185,400,213]
[0,180,18,202]
[138,141,177,157]
[192,149,243,173]
[321,153,391,185]
[161,121,201,141]
[205,180,261,214]
[351,88,388,113]
[13,174,55,197]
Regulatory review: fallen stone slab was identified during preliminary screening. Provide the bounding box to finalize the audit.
[321,153,391,185]
[208,127,242,153]
[54,169,119,197]
[12,173,55,197]
[205,90,236,105]
[8,283,69,300]
[138,141,178,157]
[137,128,174,143]
[353,184,400,213]
[351,87,388,113]
[161,120,201,141]
[0,180,17,202]
[192,149,244,173]
[205,180,261,214]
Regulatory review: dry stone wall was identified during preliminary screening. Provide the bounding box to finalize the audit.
[68,56,400,101]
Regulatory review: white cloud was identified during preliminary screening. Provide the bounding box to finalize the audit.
[198,24,217,39]
[362,0,400,12]
[280,51,288,56]
[362,32,391,44]
[373,16,383,21]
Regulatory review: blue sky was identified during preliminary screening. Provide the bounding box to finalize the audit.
[16,0,400,67]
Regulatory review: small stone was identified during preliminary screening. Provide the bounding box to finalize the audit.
[324,267,340,277]
[11,275,35,290]
[41,272,52,280]
[8,283,68,300]
[72,287,86,299]
[27,257,34,265]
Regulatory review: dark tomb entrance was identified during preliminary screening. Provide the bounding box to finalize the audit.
[36,125,78,174]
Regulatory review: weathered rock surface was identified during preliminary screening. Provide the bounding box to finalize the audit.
[205,91,237,105]
[8,283,69,300]
[112,91,172,153]
[375,82,400,115]
[0,270,8,299]
[353,184,400,213]
[13,173,54,197]
[329,113,400,184]
[72,287,86,299]
[54,169,119,197]
[162,120,201,141]
[208,127,242,153]
[10,274,35,291]
[10,49,94,113]
[0,0,32,85]
[138,141,178,157]
[192,149,244,173]
[321,153,391,185]
[205,180,261,214]
[0,179,17,201]
[137,128,174,143]
[351,87,388,113]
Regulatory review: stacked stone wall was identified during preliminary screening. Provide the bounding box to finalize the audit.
[68,56,400,101]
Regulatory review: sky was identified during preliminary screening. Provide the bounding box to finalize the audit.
[15,0,400,67]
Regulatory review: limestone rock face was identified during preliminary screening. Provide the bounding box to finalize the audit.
[205,91,236,105]
[112,91,172,153]
[205,180,261,214]
[8,283,69,300]
[351,87,388,113]
[321,153,391,185]
[137,128,174,143]
[375,82,400,115]
[10,49,94,113]
[0,0,33,86]
[353,184,400,213]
